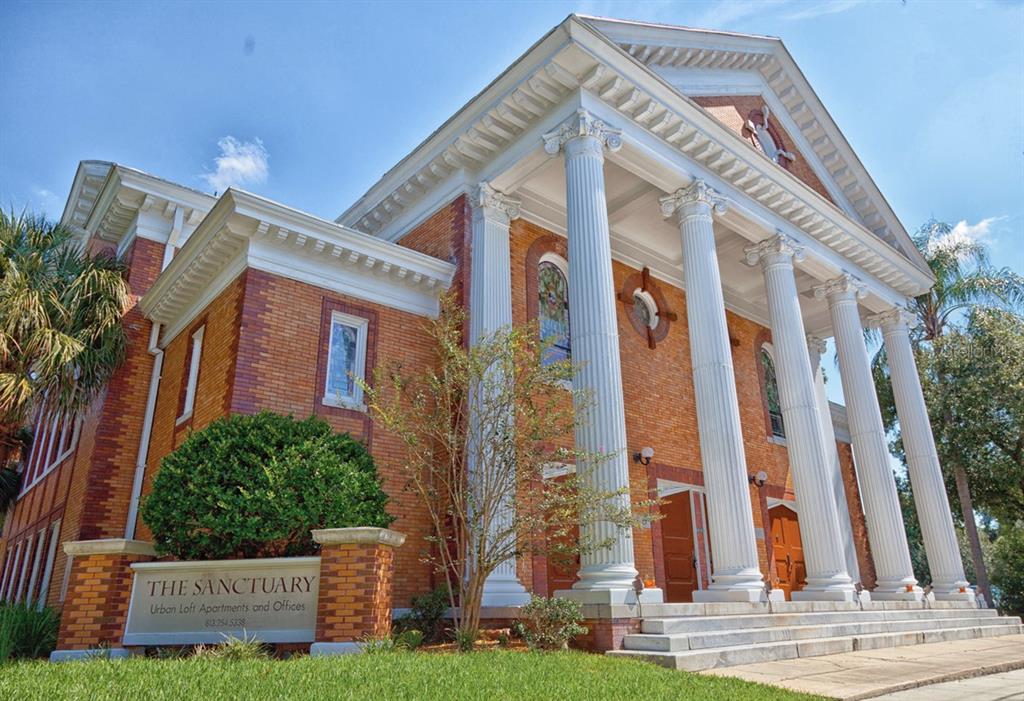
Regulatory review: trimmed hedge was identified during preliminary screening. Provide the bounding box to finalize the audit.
[141,412,393,560]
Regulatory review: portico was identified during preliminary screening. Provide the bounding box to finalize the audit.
[335,15,974,607]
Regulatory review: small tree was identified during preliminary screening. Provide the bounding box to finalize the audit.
[361,297,656,644]
[142,412,393,560]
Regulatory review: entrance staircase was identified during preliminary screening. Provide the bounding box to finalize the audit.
[606,600,1023,671]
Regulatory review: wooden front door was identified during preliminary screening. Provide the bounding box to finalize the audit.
[661,491,699,602]
[769,505,806,599]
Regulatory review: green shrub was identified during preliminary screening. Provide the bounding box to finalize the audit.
[393,629,424,650]
[513,595,587,651]
[991,524,1024,616]
[142,412,394,560]
[0,603,59,661]
[394,586,450,643]
[454,628,478,652]
[192,633,269,660]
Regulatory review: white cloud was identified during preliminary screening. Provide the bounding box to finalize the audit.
[691,0,787,29]
[201,136,269,194]
[926,216,1006,257]
[782,0,866,22]
[31,187,61,216]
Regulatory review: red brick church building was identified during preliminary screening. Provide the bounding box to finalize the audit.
[3,17,985,654]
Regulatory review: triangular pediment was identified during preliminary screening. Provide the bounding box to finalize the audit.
[580,16,926,268]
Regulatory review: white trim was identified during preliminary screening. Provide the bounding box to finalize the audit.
[63,539,157,557]
[0,545,13,600]
[767,497,799,514]
[542,462,575,479]
[654,479,707,592]
[59,554,73,603]
[15,533,33,603]
[24,527,47,606]
[36,520,62,610]
[631,288,660,329]
[4,541,23,602]
[176,325,205,424]
[322,311,369,410]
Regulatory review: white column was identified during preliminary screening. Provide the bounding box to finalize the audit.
[814,275,922,600]
[469,182,530,607]
[745,235,857,601]
[661,181,774,603]
[542,110,660,604]
[807,335,862,584]
[870,308,973,601]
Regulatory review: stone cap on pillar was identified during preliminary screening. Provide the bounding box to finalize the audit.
[63,539,157,557]
[312,527,406,548]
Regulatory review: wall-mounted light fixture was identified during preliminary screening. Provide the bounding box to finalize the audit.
[748,470,768,488]
[633,446,654,466]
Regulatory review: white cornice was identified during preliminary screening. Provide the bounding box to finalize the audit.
[140,190,455,345]
[336,15,932,299]
[584,15,927,272]
[63,161,216,249]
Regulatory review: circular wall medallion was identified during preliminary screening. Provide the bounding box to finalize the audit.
[620,268,673,348]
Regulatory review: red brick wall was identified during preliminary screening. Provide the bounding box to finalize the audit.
[315,541,396,643]
[694,95,835,205]
[838,440,877,588]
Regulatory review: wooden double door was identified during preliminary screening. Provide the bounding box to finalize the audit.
[769,504,807,599]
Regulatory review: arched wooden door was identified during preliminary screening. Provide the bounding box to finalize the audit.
[769,504,806,599]
[661,491,698,602]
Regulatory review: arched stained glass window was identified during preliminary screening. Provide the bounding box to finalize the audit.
[538,257,571,365]
[761,348,785,438]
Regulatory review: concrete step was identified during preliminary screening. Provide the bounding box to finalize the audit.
[641,607,1000,634]
[608,622,1023,672]
[625,615,1019,652]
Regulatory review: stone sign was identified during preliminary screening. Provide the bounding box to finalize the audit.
[123,557,320,646]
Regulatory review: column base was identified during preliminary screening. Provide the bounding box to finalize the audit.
[791,588,861,603]
[310,642,365,656]
[50,648,136,662]
[555,587,664,605]
[481,573,531,607]
[870,587,924,602]
[932,587,976,603]
[693,587,784,603]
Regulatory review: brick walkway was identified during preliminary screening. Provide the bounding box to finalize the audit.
[701,633,1024,700]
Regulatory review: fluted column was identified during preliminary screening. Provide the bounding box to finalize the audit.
[470,183,530,607]
[870,308,973,601]
[661,181,772,602]
[542,110,659,603]
[814,275,921,600]
[807,335,862,584]
[746,235,857,601]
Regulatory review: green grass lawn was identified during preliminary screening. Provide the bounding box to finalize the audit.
[0,650,826,701]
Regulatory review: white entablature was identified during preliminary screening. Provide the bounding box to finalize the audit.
[139,189,455,345]
[336,14,933,315]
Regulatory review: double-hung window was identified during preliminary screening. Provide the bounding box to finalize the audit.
[177,325,205,424]
[323,311,368,410]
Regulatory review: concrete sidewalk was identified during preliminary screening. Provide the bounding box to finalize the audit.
[874,669,1024,700]
[701,633,1024,700]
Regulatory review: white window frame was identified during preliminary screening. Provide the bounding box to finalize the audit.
[20,413,81,495]
[36,520,61,610]
[761,342,787,445]
[0,546,14,601]
[177,325,205,424]
[322,311,369,411]
[25,527,47,607]
[15,533,33,603]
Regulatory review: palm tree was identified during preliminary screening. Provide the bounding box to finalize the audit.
[0,210,130,453]
[878,219,1024,604]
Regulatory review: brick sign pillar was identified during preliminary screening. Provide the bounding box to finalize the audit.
[309,527,405,655]
[50,539,156,661]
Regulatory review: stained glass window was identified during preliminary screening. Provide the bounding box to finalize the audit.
[633,291,658,329]
[325,312,367,406]
[761,349,785,438]
[538,259,571,365]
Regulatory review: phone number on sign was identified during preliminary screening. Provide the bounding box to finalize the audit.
[204,618,246,628]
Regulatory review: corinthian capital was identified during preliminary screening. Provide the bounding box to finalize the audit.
[744,232,805,267]
[542,109,622,155]
[659,179,728,219]
[812,273,867,302]
[806,334,828,357]
[477,182,520,220]
[867,306,919,332]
